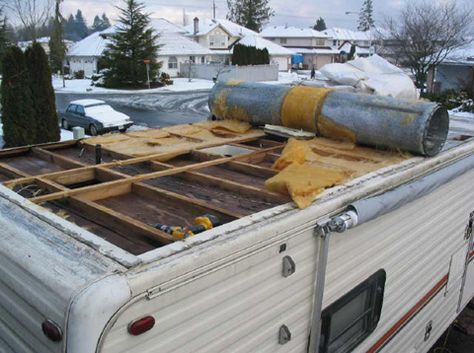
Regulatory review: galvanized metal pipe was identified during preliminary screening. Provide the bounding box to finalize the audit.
[208,81,449,156]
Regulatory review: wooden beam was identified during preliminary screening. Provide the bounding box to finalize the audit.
[227,161,277,178]
[28,147,278,204]
[32,147,86,169]
[149,160,287,207]
[0,162,29,178]
[132,183,243,219]
[67,197,174,244]
[3,133,265,188]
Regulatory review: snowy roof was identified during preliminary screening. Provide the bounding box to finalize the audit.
[442,41,474,65]
[70,99,106,106]
[323,28,371,41]
[184,18,258,37]
[291,47,339,55]
[237,35,294,56]
[68,18,212,58]
[260,26,329,38]
[338,42,371,55]
[68,31,108,57]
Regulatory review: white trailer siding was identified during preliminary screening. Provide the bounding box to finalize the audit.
[98,164,474,352]
[0,190,126,353]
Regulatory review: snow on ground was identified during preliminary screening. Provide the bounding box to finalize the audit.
[53,77,215,94]
[53,72,306,95]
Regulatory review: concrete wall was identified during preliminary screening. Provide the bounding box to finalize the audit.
[179,63,279,81]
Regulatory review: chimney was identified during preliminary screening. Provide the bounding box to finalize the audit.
[193,17,199,35]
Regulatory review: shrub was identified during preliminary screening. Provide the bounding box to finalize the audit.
[74,70,85,79]
[159,72,173,85]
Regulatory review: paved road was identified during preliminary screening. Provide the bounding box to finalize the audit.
[55,91,211,128]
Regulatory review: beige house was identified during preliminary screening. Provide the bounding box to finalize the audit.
[184,18,293,70]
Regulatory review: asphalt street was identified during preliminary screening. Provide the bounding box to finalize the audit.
[55,90,211,128]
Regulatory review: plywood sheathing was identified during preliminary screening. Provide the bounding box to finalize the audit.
[266,138,410,208]
[82,120,256,158]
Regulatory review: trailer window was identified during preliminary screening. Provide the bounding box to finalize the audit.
[320,270,386,353]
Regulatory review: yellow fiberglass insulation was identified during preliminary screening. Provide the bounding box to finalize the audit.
[266,138,409,209]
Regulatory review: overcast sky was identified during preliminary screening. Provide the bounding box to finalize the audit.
[8,0,474,31]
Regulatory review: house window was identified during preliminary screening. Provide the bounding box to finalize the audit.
[168,56,178,69]
[319,270,386,353]
[201,56,205,64]
[209,34,226,47]
[333,40,337,46]
[280,38,287,44]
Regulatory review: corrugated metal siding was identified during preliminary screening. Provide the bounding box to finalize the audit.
[0,195,124,353]
[100,169,474,353]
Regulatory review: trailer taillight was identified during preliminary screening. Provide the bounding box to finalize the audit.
[128,316,155,336]
[42,319,63,342]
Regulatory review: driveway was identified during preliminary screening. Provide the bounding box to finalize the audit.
[55,90,211,128]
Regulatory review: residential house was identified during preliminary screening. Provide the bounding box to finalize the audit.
[66,18,213,78]
[184,18,293,70]
[427,42,474,94]
[260,26,337,69]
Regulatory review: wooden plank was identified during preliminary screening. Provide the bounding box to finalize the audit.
[28,146,278,204]
[227,161,277,179]
[3,133,264,188]
[132,182,244,219]
[70,180,132,202]
[32,147,86,167]
[150,161,282,202]
[0,162,29,178]
[68,197,174,244]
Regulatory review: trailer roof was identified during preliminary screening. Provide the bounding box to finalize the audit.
[0,116,472,263]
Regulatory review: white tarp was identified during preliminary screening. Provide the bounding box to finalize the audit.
[318,54,418,100]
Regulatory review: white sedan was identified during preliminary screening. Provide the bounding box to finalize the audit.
[59,99,134,136]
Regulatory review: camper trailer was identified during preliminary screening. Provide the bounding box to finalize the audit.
[0,87,474,353]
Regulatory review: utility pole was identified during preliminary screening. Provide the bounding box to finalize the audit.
[212,0,216,20]
[182,8,186,26]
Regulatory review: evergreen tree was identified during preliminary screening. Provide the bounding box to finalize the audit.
[358,0,374,31]
[91,13,112,33]
[232,44,269,65]
[25,43,60,144]
[0,11,10,74]
[74,10,89,39]
[64,14,78,41]
[1,46,36,147]
[227,0,274,32]
[102,14,111,29]
[101,0,160,88]
[313,17,327,31]
[49,0,66,74]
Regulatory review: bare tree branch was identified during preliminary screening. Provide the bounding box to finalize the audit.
[381,1,473,90]
[4,0,53,40]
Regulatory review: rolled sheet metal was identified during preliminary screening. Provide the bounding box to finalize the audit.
[208,81,449,156]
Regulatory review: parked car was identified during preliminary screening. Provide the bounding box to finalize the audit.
[59,99,133,136]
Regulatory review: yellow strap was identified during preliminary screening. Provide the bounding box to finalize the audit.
[280,86,334,132]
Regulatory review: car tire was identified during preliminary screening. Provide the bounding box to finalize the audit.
[61,119,69,130]
[89,124,98,136]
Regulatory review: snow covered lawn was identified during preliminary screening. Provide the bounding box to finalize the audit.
[53,77,215,94]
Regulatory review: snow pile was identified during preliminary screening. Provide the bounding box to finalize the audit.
[317,54,418,100]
